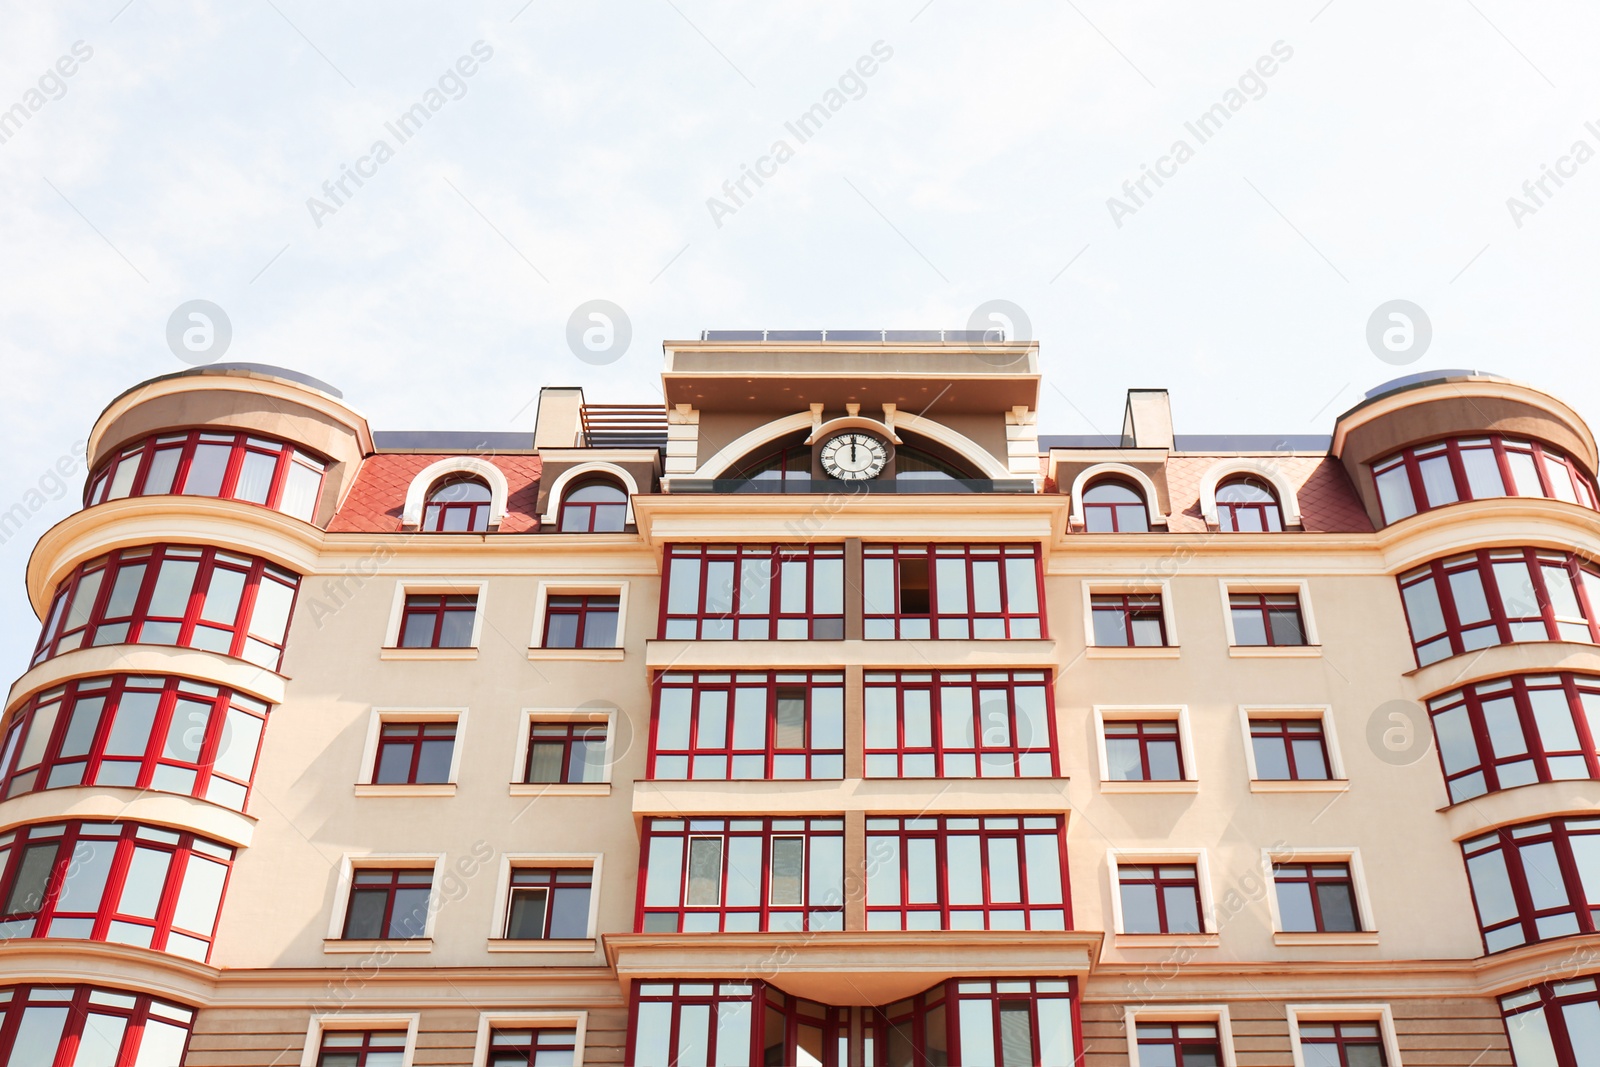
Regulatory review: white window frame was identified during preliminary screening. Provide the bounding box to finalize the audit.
[540,460,641,526]
[486,853,603,952]
[324,853,445,952]
[1124,1005,1237,1067]
[1219,578,1321,657]
[379,578,487,660]
[1082,578,1180,657]
[510,706,618,796]
[354,707,467,797]
[471,1011,589,1067]
[1198,459,1302,528]
[1286,1004,1402,1067]
[1238,705,1348,793]
[1107,848,1219,945]
[1094,705,1199,793]
[300,1013,420,1067]
[528,580,628,660]
[1262,846,1380,945]
[401,455,510,529]
[1069,462,1167,529]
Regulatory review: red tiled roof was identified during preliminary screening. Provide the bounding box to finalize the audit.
[327,454,544,533]
[1161,455,1372,533]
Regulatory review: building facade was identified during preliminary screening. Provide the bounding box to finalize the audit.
[1,335,1596,1066]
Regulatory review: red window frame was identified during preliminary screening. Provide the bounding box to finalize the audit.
[1501,976,1600,1067]
[558,477,629,533]
[0,674,269,812]
[487,1025,581,1065]
[863,543,1045,640]
[372,722,456,785]
[1117,863,1203,934]
[397,593,478,649]
[1103,719,1184,781]
[32,545,300,671]
[650,671,846,781]
[0,985,196,1067]
[1229,592,1308,646]
[1399,548,1600,666]
[524,721,608,784]
[0,820,233,962]
[865,815,1069,931]
[660,544,845,640]
[421,474,492,533]
[637,817,844,933]
[1215,476,1285,532]
[85,429,327,523]
[733,442,813,485]
[1272,862,1362,932]
[503,866,593,940]
[1463,817,1600,953]
[1298,1021,1388,1066]
[541,594,620,648]
[628,981,761,1067]
[1372,433,1598,524]
[1136,1021,1222,1064]
[1429,673,1600,804]
[874,980,1079,1066]
[1249,718,1333,781]
[315,1028,408,1066]
[1090,593,1166,647]
[1082,479,1150,533]
[863,670,1056,779]
[341,867,433,940]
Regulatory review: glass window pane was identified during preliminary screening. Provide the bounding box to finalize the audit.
[10,1007,70,1067]
[666,558,702,616]
[687,838,724,906]
[172,855,228,934]
[117,848,173,918]
[281,462,321,521]
[1461,447,1505,498]
[1508,451,1544,496]
[7,843,59,914]
[1417,454,1458,506]
[958,1000,998,1067]
[987,837,1021,904]
[1448,569,1491,625]
[644,837,684,908]
[1375,466,1416,520]
[183,444,231,495]
[131,1020,190,1067]
[234,452,276,504]
[146,561,197,619]
[248,579,295,643]
[937,558,970,615]
[1520,841,1570,911]
[55,839,116,914]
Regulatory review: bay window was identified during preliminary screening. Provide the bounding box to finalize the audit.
[1372,435,1597,524]
[0,985,194,1067]
[0,675,269,811]
[863,671,1055,778]
[650,672,845,780]
[86,429,326,523]
[661,544,843,640]
[1501,977,1600,1067]
[0,821,232,962]
[1398,548,1600,666]
[864,543,1044,639]
[877,980,1078,1067]
[1429,673,1600,803]
[1463,817,1600,952]
[32,545,300,670]
[639,817,844,932]
[865,815,1068,931]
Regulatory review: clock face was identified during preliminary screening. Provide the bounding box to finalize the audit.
[819,432,889,480]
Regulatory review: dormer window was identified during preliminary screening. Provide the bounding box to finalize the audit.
[559,479,628,533]
[422,476,491,532]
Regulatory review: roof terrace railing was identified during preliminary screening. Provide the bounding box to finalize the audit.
[580,404,668,449]
[697,329,1007,343]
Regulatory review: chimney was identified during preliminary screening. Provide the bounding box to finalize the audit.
[1121,389,1173,450]
[533,387,585,449]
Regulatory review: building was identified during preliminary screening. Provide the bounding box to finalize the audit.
[0,333,1595,1066]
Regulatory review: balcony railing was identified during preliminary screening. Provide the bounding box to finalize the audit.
[580,405,667,448]
[669,477,1036,494]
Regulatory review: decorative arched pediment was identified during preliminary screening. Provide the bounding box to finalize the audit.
[1198,459,1302,528]
[803,416,903,445]
[402,457,510,529]
[539,461,641,525]
[691,409,1011,482]
[1069,463,1166,527]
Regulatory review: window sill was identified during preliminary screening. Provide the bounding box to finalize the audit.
[1273,931,1380,946]
[1100,779,1198,794]
[1085,645,1180,659]
[485,938,598,953]
[1229,645,1322,658]
[380,647,478,661]
[1249,778,1349,794]
[1113,933,1220,948]
[324,938,434,954]
[527,647,625,661]
[354,783,457,797]
[508,782,612,797]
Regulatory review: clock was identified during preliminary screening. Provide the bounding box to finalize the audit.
[819,432,889,481]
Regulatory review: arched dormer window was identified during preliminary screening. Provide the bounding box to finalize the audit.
[559,478,629,533]
[423,475,492,532]
[1082,479,1150,532]
[1216,476,1284,532]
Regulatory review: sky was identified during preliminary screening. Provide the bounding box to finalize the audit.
[3,0,1600,670]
